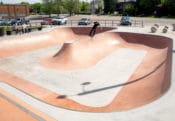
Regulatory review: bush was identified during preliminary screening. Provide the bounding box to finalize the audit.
[37,25,43,31]
[0,27,4,36]
[6,26,12,35]
[6,26,12,31]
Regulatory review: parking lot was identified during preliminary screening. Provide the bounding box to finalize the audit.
[1,14,175,37]
[1,14,175,27]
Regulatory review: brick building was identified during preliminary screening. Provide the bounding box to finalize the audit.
[0,4,29,19]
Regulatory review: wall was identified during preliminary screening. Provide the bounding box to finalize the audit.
[0,4,29,18]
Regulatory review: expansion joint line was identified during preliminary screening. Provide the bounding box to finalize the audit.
[0,90,46,121]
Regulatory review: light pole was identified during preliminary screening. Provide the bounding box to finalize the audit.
[78,0,79,15]
[91,0,95,14]
[122,0,126,15]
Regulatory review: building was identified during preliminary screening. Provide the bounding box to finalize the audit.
[90,0,104,14]
[0,4,29,19]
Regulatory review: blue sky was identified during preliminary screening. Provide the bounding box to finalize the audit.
[2,0,91,4]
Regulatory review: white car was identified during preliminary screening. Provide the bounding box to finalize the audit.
[52,16,68,25]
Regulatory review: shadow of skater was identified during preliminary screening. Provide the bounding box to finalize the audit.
[89,21,100,37]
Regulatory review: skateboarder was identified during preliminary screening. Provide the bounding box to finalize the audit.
[89,21,100,37]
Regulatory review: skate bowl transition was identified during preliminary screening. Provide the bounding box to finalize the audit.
[0,27,173,112]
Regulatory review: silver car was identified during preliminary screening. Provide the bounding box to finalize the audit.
[78,18,91,25]
[0,19,6,25]
[52,16,68,25]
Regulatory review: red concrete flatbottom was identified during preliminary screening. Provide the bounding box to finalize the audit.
[0,27,172,112]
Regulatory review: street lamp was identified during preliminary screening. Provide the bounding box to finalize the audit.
[78,0,79,15]
[91,0,95,14]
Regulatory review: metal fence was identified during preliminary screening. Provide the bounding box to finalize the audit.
[66,20,144,28]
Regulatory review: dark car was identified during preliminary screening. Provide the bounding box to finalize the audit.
[3,18,29,25]
[10,19,18,25]
[120,16,132,26]
[5,19,18,25]
[78,18,91,25]
[15,18,30,24]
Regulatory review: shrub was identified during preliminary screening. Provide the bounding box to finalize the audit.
[0,27,5,36]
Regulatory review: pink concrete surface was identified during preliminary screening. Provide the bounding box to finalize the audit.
[0,27,172,112]
[0,88,56,121]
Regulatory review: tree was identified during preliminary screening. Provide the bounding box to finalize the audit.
[20,2,30,5]
[80,1,89,13]
[64,0,79,15]
[137,0,160,16]
[42,0,53,16]
[166,0,175,16]
[104,0,109,13]
[156,0,175,16]
[103,0,118,14]
[54,0,63,15]
[31,3,42,14]
[155,0,168,16]
[124,4,136,16]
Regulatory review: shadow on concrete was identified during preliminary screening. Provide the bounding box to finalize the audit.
[57,95,67,99]
[77,60,166,96]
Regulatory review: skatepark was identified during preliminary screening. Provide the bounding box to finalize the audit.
[0,25,174,121]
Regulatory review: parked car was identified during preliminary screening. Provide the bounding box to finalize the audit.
[120,16,132,26]
[0,19,6,25]
[6,19,19,25]
[78,18,91,25]
[3,19,12,25]
[2,18,30,25]
[15,18,30,24]
[52,16,68,25]
[41,18,53,25]
[11,19,18,25]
